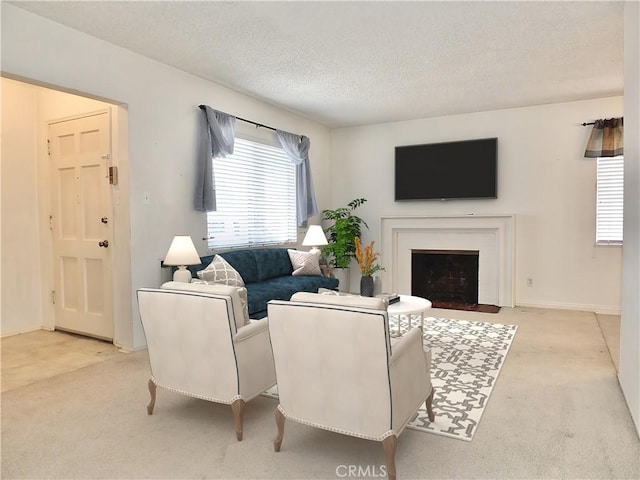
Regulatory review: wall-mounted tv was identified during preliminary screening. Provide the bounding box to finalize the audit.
[395,137,497,200]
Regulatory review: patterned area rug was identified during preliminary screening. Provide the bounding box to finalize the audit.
[399,316,517,441]
[263,316,517,442]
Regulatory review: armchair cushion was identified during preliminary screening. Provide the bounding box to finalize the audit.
[290,291,387,310]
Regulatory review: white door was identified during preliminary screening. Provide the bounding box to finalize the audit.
[49,112,114,340]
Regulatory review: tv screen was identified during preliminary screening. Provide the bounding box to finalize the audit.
[395,138,497,200]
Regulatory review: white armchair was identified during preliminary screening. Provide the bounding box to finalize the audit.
[267,292,434,480]
[137,282,276,441]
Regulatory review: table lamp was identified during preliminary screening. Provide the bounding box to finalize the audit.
[301,225,328,255]
[163,235,201,283]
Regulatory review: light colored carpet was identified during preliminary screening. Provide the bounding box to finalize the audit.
[1,307,639,479]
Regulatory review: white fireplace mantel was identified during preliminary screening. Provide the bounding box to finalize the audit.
[380,215,515,307]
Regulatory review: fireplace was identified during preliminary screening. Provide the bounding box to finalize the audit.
[411,249,479,305]
[380,215,515,307]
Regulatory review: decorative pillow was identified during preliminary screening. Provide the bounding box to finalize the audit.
[175,280,250,327]
[197,254,245,287]
[287,249,322,276]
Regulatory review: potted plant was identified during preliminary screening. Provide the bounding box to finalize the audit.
[321,198,368,291]
[354,236,384,297]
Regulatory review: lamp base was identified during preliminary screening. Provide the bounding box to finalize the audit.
[173,266,192,283]
[308,247,321,255]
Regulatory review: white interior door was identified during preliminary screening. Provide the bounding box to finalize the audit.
[49,112,114,340]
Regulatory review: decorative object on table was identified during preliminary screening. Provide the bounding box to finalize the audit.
[301,225,328,255]
[322,198,368,292]
[376,293,400,304]
[355,236,384,297]
[163,235,201,283]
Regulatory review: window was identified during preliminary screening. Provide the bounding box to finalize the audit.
[596,155,624,245]
[206,137,297,249]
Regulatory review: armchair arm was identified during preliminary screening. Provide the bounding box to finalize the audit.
[389,328,422,366]
[234,317,269,342]
[234,318,276,400]
[389,328,431,434]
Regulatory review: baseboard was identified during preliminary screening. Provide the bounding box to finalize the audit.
[516,301,621,316]
[1,326,48,338]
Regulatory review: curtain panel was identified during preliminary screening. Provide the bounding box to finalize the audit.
[276,130,319,227]
[195,105,236,212]
[584,117,624,158]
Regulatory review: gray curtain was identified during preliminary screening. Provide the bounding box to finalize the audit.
[276,130,318,227]
[194,105,236,212]
[584,117,624,158]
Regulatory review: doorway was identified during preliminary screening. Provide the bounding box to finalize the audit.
[0,77,130,347]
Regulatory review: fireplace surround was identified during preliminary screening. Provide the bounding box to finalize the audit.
[380,215,515,307]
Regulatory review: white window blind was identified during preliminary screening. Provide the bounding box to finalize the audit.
[596,155,624,245]
[206,137,297,249]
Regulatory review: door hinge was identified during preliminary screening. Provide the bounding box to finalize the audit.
[51,290,56,305]
[47,139,51,156]
[49,215,54,231]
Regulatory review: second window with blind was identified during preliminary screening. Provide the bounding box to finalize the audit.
[206,136,297,249]
[596,155,624,245]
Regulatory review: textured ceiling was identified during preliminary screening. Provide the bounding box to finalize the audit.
[11,1,625,128]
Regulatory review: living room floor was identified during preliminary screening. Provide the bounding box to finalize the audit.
[1,306,637,479]
[4,307,620,392]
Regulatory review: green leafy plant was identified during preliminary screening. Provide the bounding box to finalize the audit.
[321,198,368,268]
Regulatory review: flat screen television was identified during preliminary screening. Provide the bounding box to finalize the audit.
[395,137,497,200]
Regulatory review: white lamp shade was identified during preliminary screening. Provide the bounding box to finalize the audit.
[302,225,328,248]
[163,236,201,266]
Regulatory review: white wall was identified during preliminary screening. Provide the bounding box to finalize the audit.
[331,97,623,313]
[1,79,41,335]
[620,0,640,436]
[1,4,332,350]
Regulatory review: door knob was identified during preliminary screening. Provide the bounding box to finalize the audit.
[99,240,109,248]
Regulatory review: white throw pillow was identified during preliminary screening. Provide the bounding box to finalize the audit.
[197,254,245,287]
[288,249,322,276]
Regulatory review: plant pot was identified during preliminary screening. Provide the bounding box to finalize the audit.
[332,268,351,293]
[360,275,374,297]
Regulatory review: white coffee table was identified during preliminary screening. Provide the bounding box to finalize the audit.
[387,295,432,337]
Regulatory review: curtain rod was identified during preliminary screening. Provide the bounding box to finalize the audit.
[199,104,277,132]
[582,122,596,126]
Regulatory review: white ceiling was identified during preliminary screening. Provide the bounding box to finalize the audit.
[11,1,625,128]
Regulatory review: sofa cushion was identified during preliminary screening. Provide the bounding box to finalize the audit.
[246,275,339,318]
[288,249,322,276]
[217,250,260,283]
[253,248,293,281]
[161,281,249,329]
[197,254,245,287]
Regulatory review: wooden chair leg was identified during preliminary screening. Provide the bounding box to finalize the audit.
[146,379,156,415]
[425,388,435,422]
[382,435,397,480]
[274,408,285,452]
[231,399,245,441]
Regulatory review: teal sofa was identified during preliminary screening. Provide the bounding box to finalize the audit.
[185,248,339,319]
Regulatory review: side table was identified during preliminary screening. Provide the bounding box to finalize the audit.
[387,295,432,337]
